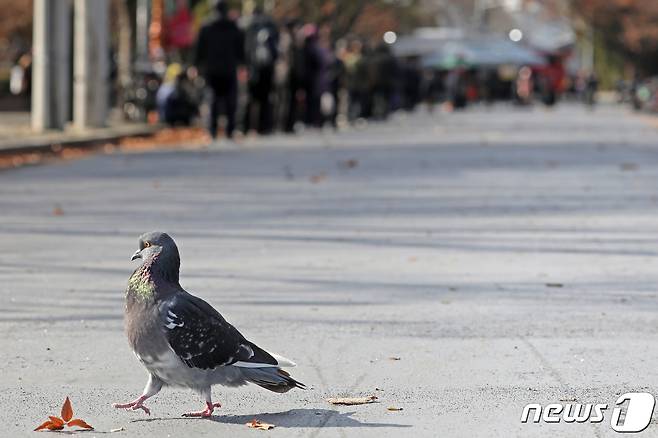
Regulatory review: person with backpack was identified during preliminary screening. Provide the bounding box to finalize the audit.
[243,6,279,135]
[194,1,244,140]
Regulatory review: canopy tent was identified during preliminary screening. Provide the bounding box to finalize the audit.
[393,28,545,69]
[420,36,545,69]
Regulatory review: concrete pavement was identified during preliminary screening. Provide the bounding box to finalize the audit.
[2,103,658,437]
[0,111,159,154]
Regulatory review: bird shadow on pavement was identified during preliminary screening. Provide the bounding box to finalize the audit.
[132,408,411,429]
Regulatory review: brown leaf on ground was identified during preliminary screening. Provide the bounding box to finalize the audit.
[309,173,327,183]
[387,406,404,411]
[246,419,275,430]
[327,395,378,405]
[338,159,359,169]
[67,419,94,430]
[48,416,64,427]
[34,421,58,432]
[0,128,210,171]
[34,397,93,432]
[53,204,64,216]
[61,397,73,422]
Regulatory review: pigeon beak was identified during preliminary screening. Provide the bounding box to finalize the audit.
[131,249,142,261]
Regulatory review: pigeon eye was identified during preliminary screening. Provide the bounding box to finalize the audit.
[144,242,151,248]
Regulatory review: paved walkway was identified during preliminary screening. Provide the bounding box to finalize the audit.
[0,111,157,153]
[2,103,658,437]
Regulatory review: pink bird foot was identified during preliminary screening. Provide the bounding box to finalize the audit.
[182,401,222,418]
[112,395,151,415]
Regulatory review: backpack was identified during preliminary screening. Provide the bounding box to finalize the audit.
[248,18,277,69]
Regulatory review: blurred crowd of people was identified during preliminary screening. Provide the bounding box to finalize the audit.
[148,2,613,140]
[156,1,417,140]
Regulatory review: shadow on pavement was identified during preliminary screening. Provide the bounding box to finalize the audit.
[132,408,411,428]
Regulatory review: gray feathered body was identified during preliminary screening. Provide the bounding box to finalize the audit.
[124,253,304,395]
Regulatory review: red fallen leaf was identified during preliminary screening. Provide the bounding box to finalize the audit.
[309,173,327,183]
[246,419,275,430]
[34,397,93,432]
[61,397,73,422]
[53,205,64,216]
[34,421,54,431]
[67,418,94,430]
[48,416,64,427]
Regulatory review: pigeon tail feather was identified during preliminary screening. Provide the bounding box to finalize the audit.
[239,367,306,393]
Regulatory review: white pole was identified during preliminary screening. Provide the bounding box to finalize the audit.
[74,0,109,130]
[31,0,52,132]
[52,0,72,128]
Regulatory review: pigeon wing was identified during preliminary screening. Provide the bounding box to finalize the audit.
[161,292,279,370]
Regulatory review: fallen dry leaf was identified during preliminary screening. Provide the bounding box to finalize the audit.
[246,419,275,430]
[0,127,209,171]
[53,204,64,216]
[309,173,327,183]
[34,420,64,431]
[48,416,64,427]
[61,396,73,422]
[327,395,378,405]
[338,158,359,169]
[34,397,93,431]
[67,419,93,429]
[387,406,404,411]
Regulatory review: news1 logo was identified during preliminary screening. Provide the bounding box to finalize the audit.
[521,392,656,433]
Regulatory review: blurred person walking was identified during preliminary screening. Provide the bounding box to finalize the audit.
[327,41,346,128]
[194,1,244,140]
[585,72,599,108]
[343,39,363,122]
[243,7,279,135]
[371,43,398,119]
[156,63,199,126]
[283,20,306,133]
[401,57,422,112]
[355,44,376,119]
[302,24,331,127]
[273,21,293,132]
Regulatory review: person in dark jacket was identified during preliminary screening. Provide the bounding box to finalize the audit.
[243,6,279,134]
[194,1,244,139]
[283,19,305,133]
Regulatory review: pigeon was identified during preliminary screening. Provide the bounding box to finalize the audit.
[113,231,305,417]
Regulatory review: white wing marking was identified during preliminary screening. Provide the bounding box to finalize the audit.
[232,352,297,368]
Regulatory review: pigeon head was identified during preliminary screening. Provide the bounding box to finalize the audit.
[132,231,180,282]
